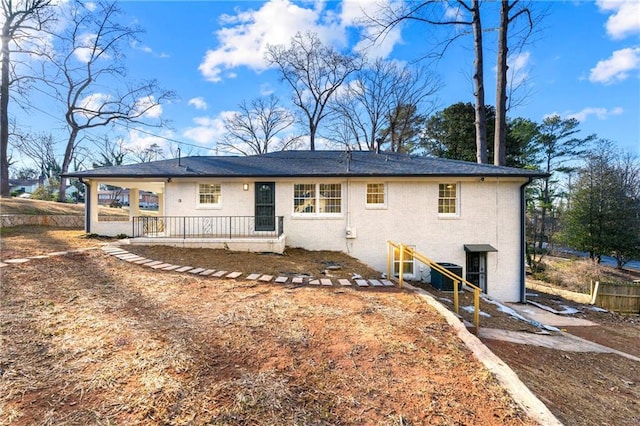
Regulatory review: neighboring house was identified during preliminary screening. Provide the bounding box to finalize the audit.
[9,178,41,194]
[66,150,546,302]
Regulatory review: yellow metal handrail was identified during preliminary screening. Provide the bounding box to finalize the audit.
[387,241,483,330]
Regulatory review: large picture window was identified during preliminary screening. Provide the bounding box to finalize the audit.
[293,183,342,215]
[438,183,458,215]
[198,183,221,206]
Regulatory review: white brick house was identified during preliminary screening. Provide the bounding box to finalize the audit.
[67,150,545,302]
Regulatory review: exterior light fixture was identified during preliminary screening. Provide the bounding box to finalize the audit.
[243,183,249,191]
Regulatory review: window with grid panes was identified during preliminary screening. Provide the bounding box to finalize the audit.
[293,183,342,215]
[320,184,341,213]
[198,183,221,205]
[366,183,386,206]
[294,184,316,213]
[438,183,457,214]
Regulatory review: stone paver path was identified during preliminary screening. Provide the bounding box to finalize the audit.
[2,245,398,290]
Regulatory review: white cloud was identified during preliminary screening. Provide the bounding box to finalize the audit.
[188,97,208,110]
[198,0,402,82]
[182,113,232,145]
[130,40,170,58]
[563,106,624,122]
[123,129,173,154]
[259,83,275,96]
[134,95,163,119]
[73,33,102,63]
[596,0,640,40]
[507,51,531,86]
[589,47,640,83]
[77,93,111,118]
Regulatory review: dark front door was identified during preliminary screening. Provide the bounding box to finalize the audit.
[255,182,275,231]
[466,252,487,293]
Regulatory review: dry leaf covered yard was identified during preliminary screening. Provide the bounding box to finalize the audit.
[0,231,535,425]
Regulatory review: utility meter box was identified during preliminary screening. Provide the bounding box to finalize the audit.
[345,227,357,239]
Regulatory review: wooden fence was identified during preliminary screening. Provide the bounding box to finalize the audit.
[591,281,640,314]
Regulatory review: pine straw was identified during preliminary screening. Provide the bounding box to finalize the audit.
[0,251,537,425]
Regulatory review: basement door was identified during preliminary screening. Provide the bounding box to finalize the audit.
[464,244,498,294]
[255,182,275,231]
[465,252,487,293]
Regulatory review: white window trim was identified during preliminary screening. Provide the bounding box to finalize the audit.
[437,182,460,218]
[393,245,417,280]
[292,182,343,217]
[365,182,387,209]
[196,183,222,209]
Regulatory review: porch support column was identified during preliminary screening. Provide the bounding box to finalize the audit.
[89,180,99,228]
[130,187,140,220]
[158,189,165,216]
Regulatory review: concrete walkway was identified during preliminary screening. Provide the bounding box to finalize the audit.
[481,302,640,362]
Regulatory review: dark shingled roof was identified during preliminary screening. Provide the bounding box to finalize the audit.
[65,150,547,179]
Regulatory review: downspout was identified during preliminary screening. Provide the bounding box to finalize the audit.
[519,178,533,303]
[80,178,90,234]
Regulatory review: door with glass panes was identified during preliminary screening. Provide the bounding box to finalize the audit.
[255,182,275,231]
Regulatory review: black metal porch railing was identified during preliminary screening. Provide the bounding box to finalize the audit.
[132,216,284,239]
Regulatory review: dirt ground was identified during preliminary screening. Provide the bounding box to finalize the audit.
[1,228,534,425]
[1,226,639,425]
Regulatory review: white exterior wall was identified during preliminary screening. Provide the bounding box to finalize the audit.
[160,176,525,302]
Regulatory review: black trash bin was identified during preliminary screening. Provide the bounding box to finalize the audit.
[430,263,463,291]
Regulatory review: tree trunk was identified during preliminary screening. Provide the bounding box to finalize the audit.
[494,0,509,166]
[58,127,79,202]
[471,0,487,164]
[0,24,11,198]
[309,119,316,151]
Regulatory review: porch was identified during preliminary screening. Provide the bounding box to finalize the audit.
[128,215,286,253]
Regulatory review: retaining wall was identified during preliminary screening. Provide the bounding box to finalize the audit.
[0,215,84,229]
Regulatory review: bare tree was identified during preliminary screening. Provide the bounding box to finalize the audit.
[1,0,54,197]
[14,132,60,179]
[494,0,535,166]
[364,1,488,162]
[329,59,439,152]
[130,142,164,163]
[91,135,129,167]
[265,31,361,150]
[44,0,174,201]
[219,95,299,155]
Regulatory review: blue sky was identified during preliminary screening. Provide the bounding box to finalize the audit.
[11,0,640,170]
